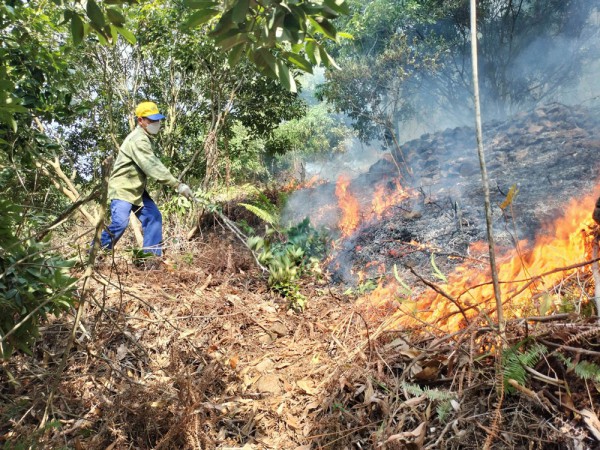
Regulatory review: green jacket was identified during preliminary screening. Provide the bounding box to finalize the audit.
[107,126,179,206]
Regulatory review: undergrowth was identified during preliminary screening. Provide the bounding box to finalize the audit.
[242,193,328,310]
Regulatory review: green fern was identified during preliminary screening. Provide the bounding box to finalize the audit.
[402,382,455,422]
[402,383,454,401]
[239,203,280,226]
[503,342,547,393]
[557,354,600,382]
[436,401,453,423]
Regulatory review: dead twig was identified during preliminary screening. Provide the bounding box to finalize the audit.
[539,339,600,357]
[406,265,472,324]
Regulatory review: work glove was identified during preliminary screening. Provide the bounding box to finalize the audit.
[594,196,600,225]
[177,183,194,199]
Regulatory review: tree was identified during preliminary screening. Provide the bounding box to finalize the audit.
[0,0,350,357]
[423,0,599,118]
[266,102,354,180]
[318,0,599,153]
[181,0,350,92]
[0,1,92,358]
[60,1,307,189]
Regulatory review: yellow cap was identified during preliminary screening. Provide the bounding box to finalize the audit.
[135,101,165,120]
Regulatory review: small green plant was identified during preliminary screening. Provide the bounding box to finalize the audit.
[402,382,456,423]
[557,354,600,382]
[236,219,255,236]
[247,217,328,311]
[240,192,281,227]
[502,341,547,393]
[0,200,76,359]
[162,195,193,216]
[128,248,155,265]
[182,252,194,266]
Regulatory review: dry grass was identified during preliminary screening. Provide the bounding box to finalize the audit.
[2,227,600,449]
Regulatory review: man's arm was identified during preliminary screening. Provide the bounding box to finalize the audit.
[130,136,179,188]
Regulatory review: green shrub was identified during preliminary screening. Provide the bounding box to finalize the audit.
[247,217,328,311]
[0,200,76,359]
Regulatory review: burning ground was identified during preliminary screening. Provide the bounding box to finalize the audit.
[285,103,600,326]
[4,103,600,448]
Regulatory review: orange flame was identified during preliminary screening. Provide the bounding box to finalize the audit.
[372,180,412,218]
[282,174,326,192]
[335,175,414,236]
[362,192,597,332]
[335,175,361,237]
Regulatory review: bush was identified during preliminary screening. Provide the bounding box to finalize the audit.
[0,200,76,359]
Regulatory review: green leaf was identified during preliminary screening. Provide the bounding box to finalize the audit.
[183,0,219,9]
[106,8,126,26]
[109,24,119,43]
[319,45,340,69]
[231,0,249,23]
[210,8,235,36]
[1,100,28,113]
[276,60,297,93]
[323,0,350,15]
[283,51,313,73]
[305,40,320,65]
[309,17,337,40]
[86,0,106,28]
[251,48,278,79]
[337,31,354,40]
[215,30,248,51]
[184,8,220,29]
[116,26,136,44]
[70,14,84,45]
[227,43,245,66]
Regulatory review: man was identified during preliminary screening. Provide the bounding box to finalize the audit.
[98,101,193,264]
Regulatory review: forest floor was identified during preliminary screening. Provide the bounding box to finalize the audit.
[2,229,600,449]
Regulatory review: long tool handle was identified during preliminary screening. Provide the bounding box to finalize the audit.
[191,197,268,273]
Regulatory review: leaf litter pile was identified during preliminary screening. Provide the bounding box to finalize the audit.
[1,228,600,449]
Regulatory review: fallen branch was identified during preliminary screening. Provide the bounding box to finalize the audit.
[539,339,600,357]
[406,265,471,325]
[36,186,101,240]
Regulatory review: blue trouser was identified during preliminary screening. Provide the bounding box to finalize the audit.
[99,192,163,256]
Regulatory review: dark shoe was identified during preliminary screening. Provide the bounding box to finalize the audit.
[136,257,164,271]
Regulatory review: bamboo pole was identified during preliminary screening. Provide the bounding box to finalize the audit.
[470,0,504,332]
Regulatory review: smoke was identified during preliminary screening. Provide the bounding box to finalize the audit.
[282,2,600,241]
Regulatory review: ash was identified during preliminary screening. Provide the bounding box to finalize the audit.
[290,103,600,285]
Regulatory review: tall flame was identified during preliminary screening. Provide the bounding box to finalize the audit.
[362,192,597,332]
[372,180,412,218]
[335,175,361,237]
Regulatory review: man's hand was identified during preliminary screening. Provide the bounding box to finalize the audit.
[177,183,194,199]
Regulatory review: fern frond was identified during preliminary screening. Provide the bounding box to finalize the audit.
[239,203,280,226]
[573,361,600,382]
[503,342,547,393]
[436,401,453,423]
[401,382,454,401]
[557,354,600,382]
